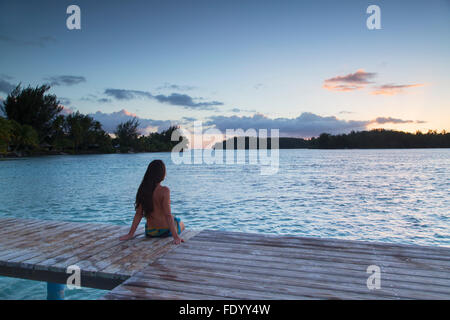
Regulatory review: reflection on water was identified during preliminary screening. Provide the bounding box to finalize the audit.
[0,149,449,299]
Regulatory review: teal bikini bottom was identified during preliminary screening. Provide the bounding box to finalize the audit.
[145,216,181,238]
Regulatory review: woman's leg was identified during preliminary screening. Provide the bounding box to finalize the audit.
[179,221,185,233]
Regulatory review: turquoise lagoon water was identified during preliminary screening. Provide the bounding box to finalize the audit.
[0,149,449,299]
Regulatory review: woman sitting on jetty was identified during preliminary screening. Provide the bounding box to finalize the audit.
[120,160,185,244]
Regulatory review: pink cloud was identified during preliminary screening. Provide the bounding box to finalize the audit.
[323,69,377,92]
[59,105,74,116]
[370,83,424,95]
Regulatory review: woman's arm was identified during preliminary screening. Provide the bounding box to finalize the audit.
[119,205,143,240]
[161,187,184,245]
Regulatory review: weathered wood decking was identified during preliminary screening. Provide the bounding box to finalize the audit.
[0,217,199,289]
[1,217,450,299]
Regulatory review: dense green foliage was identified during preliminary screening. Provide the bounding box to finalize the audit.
[215,136,310,149]
[309,129,450,149]
[60,112,114,153]
[0,117,13,154]
[2,85,62,143]
[0,118,39,155]
[217,129,450,150]
[114,123,188,153]
[0,84,187,156]
[114,118,140,152]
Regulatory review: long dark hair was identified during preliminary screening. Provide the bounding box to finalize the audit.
[135,160,166,217]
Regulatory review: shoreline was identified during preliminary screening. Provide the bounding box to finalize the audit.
[1,147,449,160]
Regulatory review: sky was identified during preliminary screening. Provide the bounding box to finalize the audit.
[0,0,449,138]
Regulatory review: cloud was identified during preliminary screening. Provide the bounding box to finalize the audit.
[0,78,16,95]
[338,110,355,115]
[205,112,425,138]
[0,74,13,80]
[372,117,414,124]
[205,112,370,137]
[181,116,197,122]
[0,35,57,47]
[157,83,196,91]
[44,75,86,86]
[229,107,257,113]
[323,69,377,92]
[323,70,424,96]
[104,89,152,100]
[59,97,71,106]
[81,94,111,103]
[153,93,223,110]
[60,106,74,116]
[104,88,223,110]
[370,83,424,96]
[89,109,174,134]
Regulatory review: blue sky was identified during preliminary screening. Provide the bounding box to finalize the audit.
[0,0,449,137]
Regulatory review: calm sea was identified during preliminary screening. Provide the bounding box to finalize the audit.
[0,149,449,299]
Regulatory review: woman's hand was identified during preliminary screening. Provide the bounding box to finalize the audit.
[173,236,185,245]
[119,234,134,241]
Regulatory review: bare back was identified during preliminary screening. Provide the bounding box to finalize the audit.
[146,184,171,228]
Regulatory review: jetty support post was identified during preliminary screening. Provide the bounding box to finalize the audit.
[47,282,65,300]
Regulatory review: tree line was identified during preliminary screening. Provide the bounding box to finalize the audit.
[310,129,450,149]
[0,84,186,156]
[216,129,450,150]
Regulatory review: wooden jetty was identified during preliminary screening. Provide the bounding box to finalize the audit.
[0,217,449,299]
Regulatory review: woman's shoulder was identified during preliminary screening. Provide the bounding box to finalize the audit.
[156,185,170,195]
[160,185,170,194]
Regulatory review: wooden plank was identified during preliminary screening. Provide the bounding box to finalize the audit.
[4,221,90,250]
[195,230,450,260]
[0,221,76,262]
[24,223,122,269]
[104,284,233,300]
[153,256,449,299]
[146,255,450,299]
[118,276,313,300]
[158,252,450,292]
[161,249,450,289]
[166,246,450,290]
[0,220,69,249]
[196,230,450,257]
[118,230,201,274]
[93,235,170,275]
[0,217,26,229]
[0,219,65,244]
[0,217,18,223]
[132,265,381,300]
[100,229,201,276]
[0,218,66,233]
[197,229,450,252]
[35,224,130,273]
[180,239,450,280]
[191,234,450,269]
[0,217,36,228]
[73,231,148,278]
[0,221,101,263]
[53,226,135,274]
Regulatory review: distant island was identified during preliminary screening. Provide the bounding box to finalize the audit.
[215,129,450,150]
